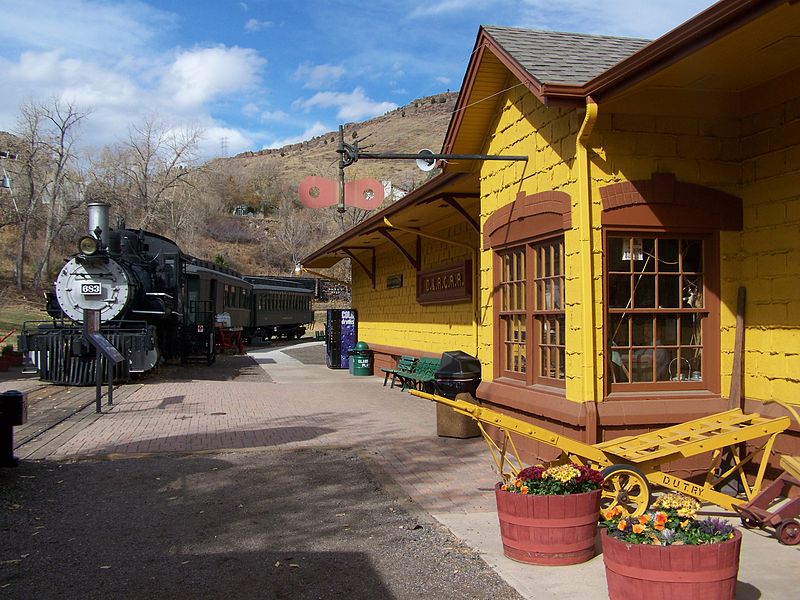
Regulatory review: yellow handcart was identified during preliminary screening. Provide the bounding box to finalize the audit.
[409,389,794,518]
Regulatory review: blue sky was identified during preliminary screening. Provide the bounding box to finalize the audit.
[0,0,717,158]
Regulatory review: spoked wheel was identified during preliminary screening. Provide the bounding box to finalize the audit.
[776,519,800,545]
[600,465,652,517]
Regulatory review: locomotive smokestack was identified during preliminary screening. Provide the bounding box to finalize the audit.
[87,202,110,247]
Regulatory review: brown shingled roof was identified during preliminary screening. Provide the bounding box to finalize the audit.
[482,26,651,86]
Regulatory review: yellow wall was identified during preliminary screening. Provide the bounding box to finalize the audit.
[732,81,800,403]
[476,78,799,405]
[351,221,476,355]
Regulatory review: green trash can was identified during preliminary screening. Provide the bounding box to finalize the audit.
[348,341,373,376]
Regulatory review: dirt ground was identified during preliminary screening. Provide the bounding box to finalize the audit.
[0,447,522,600]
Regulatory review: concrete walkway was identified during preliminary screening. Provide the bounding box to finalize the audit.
[7,341,799,598]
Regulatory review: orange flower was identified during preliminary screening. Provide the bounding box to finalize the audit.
[520,486,529,494]
[617,520,628,531]
[632,523,645,534]
[638,514,650,525]
[501,484,508,491]
[654,512,668,525]
[603,509,616,520]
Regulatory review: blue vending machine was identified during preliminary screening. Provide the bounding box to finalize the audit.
[325,309,357,369]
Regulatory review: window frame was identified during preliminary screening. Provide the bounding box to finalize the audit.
[597,173,738,400]
[603,230,719,395]
[495,238,566,387]
[485,190,572,392]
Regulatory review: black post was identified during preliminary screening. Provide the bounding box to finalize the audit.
[107,356,113,406]
[83,309,103,413]
[0,390,27,467]
[95,355,102,413]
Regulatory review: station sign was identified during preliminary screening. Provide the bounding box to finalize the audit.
[416,260,472,305]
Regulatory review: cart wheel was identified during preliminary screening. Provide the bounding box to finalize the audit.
[600,465,651,517]
[776,519,800,545]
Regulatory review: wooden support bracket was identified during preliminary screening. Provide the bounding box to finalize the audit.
[342,247,376,288]
[377,228,420,270]
[441,195,479,234]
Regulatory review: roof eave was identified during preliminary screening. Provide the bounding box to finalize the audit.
[300,172,466,267]
[585,0,786,100]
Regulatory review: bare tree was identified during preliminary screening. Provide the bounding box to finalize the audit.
[114,118,203,231]
[31,100,88,288]
[8,103,49,289]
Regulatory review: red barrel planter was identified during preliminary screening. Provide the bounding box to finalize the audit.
[601,529,742,600]
[494,484,601,565]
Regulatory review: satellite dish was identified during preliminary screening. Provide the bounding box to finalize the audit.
[415,149,438,172]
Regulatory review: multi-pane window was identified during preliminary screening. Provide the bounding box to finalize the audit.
[607,236,706,387]
[533,241,565,382]
[497,238,565,384]
[499,249,526,377]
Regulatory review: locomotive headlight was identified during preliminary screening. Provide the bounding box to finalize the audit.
[78,236,99,256]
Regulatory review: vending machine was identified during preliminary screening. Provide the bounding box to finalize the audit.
[325,309,357,369]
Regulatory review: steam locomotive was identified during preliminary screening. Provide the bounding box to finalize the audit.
[19,203,315,385]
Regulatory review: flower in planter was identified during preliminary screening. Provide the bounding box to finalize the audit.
[501,463,604,496]
[601,492,735,545]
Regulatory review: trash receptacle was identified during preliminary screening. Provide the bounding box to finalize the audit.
[1,390,28,467]
[433,351,481,438]
[348,341,374,376]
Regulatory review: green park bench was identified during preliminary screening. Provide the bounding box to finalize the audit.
[381,355,417,388]
[396,357,441,393]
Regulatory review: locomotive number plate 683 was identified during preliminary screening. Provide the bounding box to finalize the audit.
[81,282,102,296]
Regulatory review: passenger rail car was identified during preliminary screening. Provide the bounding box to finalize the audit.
[20,202,316,385]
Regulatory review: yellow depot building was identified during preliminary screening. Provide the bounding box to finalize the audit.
[302,0,800,464]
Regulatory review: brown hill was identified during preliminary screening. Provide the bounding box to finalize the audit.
[213,91,458,197]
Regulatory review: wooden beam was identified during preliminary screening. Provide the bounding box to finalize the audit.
[342,248,376,288]
[378,228,420,270]
[441,195,480,233]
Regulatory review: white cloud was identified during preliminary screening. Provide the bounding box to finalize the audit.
[409,0,491,18]
[0,0,174,58]
[260,109,288,122]
[268,122,330,149]
[435,76,451,85]
[245,18,273,32]
[294,62,346,90]
[517,0,715,39]
[162,46,266,108]
[296,88,398,122]
[200,126,254,157]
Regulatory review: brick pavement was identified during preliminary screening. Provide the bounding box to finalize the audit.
[44,344,500,515]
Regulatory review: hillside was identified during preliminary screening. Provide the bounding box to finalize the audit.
[213,91,458,198]
[0,91,459,286]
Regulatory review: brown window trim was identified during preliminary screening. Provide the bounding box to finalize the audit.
[599,173,741,400]
[486,190,571,392]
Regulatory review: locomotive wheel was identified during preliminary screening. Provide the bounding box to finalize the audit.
[776,519,800,545]
[600,465,651,517]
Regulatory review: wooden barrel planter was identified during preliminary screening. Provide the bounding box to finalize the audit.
[601,529,742,600]
[494,484,601,565]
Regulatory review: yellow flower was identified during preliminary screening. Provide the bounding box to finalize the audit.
[618,520,628,531]
[543,464,580,483]
[680,519,689,528]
